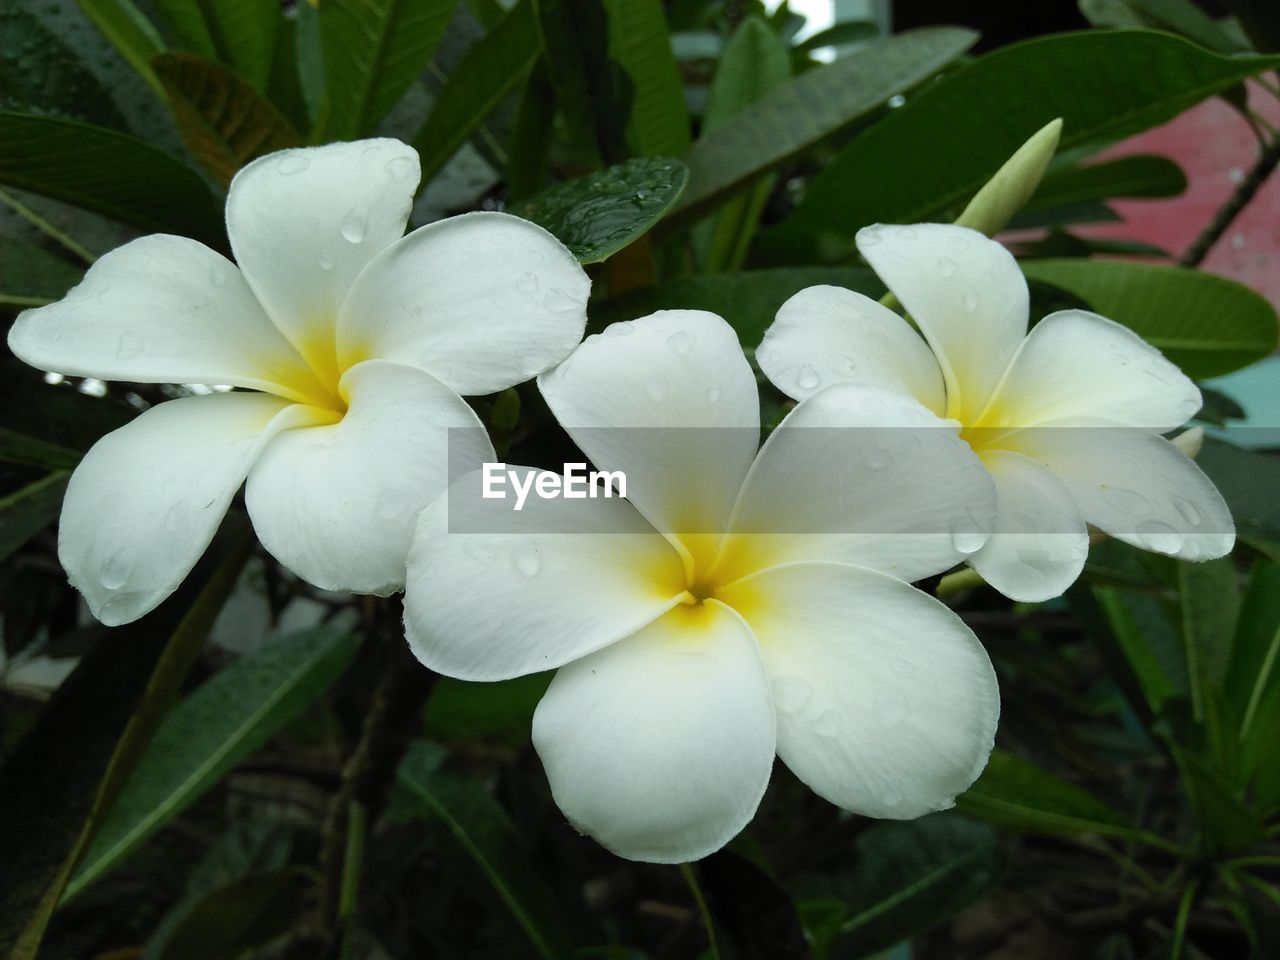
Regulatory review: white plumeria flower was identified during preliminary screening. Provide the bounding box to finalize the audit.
[758,223,1235,602]
[8,138,589,626]
[403,310,1000,863]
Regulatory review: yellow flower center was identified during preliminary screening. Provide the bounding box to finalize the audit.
[269,326,352,415]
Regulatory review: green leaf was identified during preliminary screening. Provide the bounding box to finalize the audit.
[0,469,68,562]
[1196,439,1280,548]
[777,31,1280,258]
[1224,563,1280,787]
[796,19,878,53]
[693,15,790,273]
[153,0,280,91]
[1024,154,1187,213]
[0,236,84,305]
[1020,259,1279,378]
[413,0,540,186]
[0,361,132,470]
[592,266,882,344]
[395,741,571,960]
[1178,557,1240,722]
[71,0,166,95]
[153,51,300,186]
[957,749,1141,839]
[316,0,457,140]
[1128,0,1245,53]
[816,815,1005,959]
[1169,743,1265,854]
[510,156,688,263]
[602,0,690,157]
[67,625,359,899]
[148,869,312,960]
[0,110,223,243]
[423,673,550,747]
[0,522,251,958]
[671,26,977,222]
[0,2,129,128]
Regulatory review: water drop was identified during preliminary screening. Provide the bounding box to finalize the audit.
[385,155,416,181]
[511,541,542,577]
[1100,486,1149,515]
[277,154,310,175]
[115,331,144,360]
[1171,495,1202,526]
[603,321,634,338]
[949,513,985,554]
[772,676,812,713]
[516,272,539,296]
[859,394,887,417]
[937,256,957,277]
[795,364,821,391]
[209,268,229,287]
[100,550,131,590]
[814,710,842,737]
[1135,519,1182,554]
[375,494,400,522]
[948,234,969,253]
[542,288,581,313]
[860,229,883,247]
[318,253,335,271]
[340,210,367,243]
[666,330,696,356]
[868,443,891,469]
[706,386,721,404]
[962,288,980,312]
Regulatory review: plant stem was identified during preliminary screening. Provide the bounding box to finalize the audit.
[679,863,720,960]
[1169,876,1201,960]
[1179,135,1280,268]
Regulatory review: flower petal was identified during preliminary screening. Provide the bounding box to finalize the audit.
[717,384,995,583]
[226,139,420,382]
[857,223,1027,422]
[59,392,322,626]
[983,310,1201,431]
[538,310,759,544]
[7,235,328,404]
[719,561,999,819]
[405,465,687,680]
[245,359,493,595]
[758,284,945,414]
[968,450,1089,602]
[532,601,775,863]
[1006,425,1234,561]
[337,212,589,395]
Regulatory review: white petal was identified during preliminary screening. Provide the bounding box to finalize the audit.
[539,309,758,546]
[59,393,322,626]
[337,212,589,395]
[532,602,775,863]
[226,139,420,383]
[7,235,329,405]
[968,450,1089,602]
[1006,425,1234,561]
[857,224,1027,422]
[983,310,1201,431]
[405,465,687,680]
[719,562,998,819]
[245,359,493,595]
[758,284,945,414]
[716,384,996,583]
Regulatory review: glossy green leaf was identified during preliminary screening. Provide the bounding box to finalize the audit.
[0,469,68,562]
[413,0,540,186]
[317,0,456,139]
[510,156,688,263]
[0,111,222,243]
[796,19,878,53]
[1196,438,1280,548]
[72,0,166,95]
[154,0,280,91]
[0,236,84,305]
[694,15,790,273]
[1024,154,1187,213]
[817,815,1004,959]
[1021,258,1279,378]
[0,2,128,127]
[672,26,977,222]
[0,523,251,958]
[592,266,882,344]
[778,31,1280,258]
[957,749,1140,839]
[603,0,690,157]
[153,52,300,186]
[395,741,571,960]
[1128,0,1245,53]
[67,626,359,899]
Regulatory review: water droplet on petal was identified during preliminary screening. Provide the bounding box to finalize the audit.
[115,331,144,360]
[516,272,539,296]
[603,321,634,338]
[666,330,696,356]
[376,494,401,522]
[1135,518,1182,554]
[385,155,417,181]
[949,513,985,554]
[100,550,131,590]
[277,154,310,175]
[937,256,957,277]
[962,288,980,312]
[868,443,891,469]
[542,288,581,313]
[1171,495,1202,526]
[706,386,721,403]
[1101,486,1149,515]
[340,210,367,243]
[796,364,821,391]
[814,710,842,737]
[772,676,813,714]
[318,253,335,271]
[511,541,541,577]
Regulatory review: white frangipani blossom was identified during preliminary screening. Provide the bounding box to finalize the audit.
[403,310,1000,863]
[757,223,1234,602]
[8,138,589,626]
